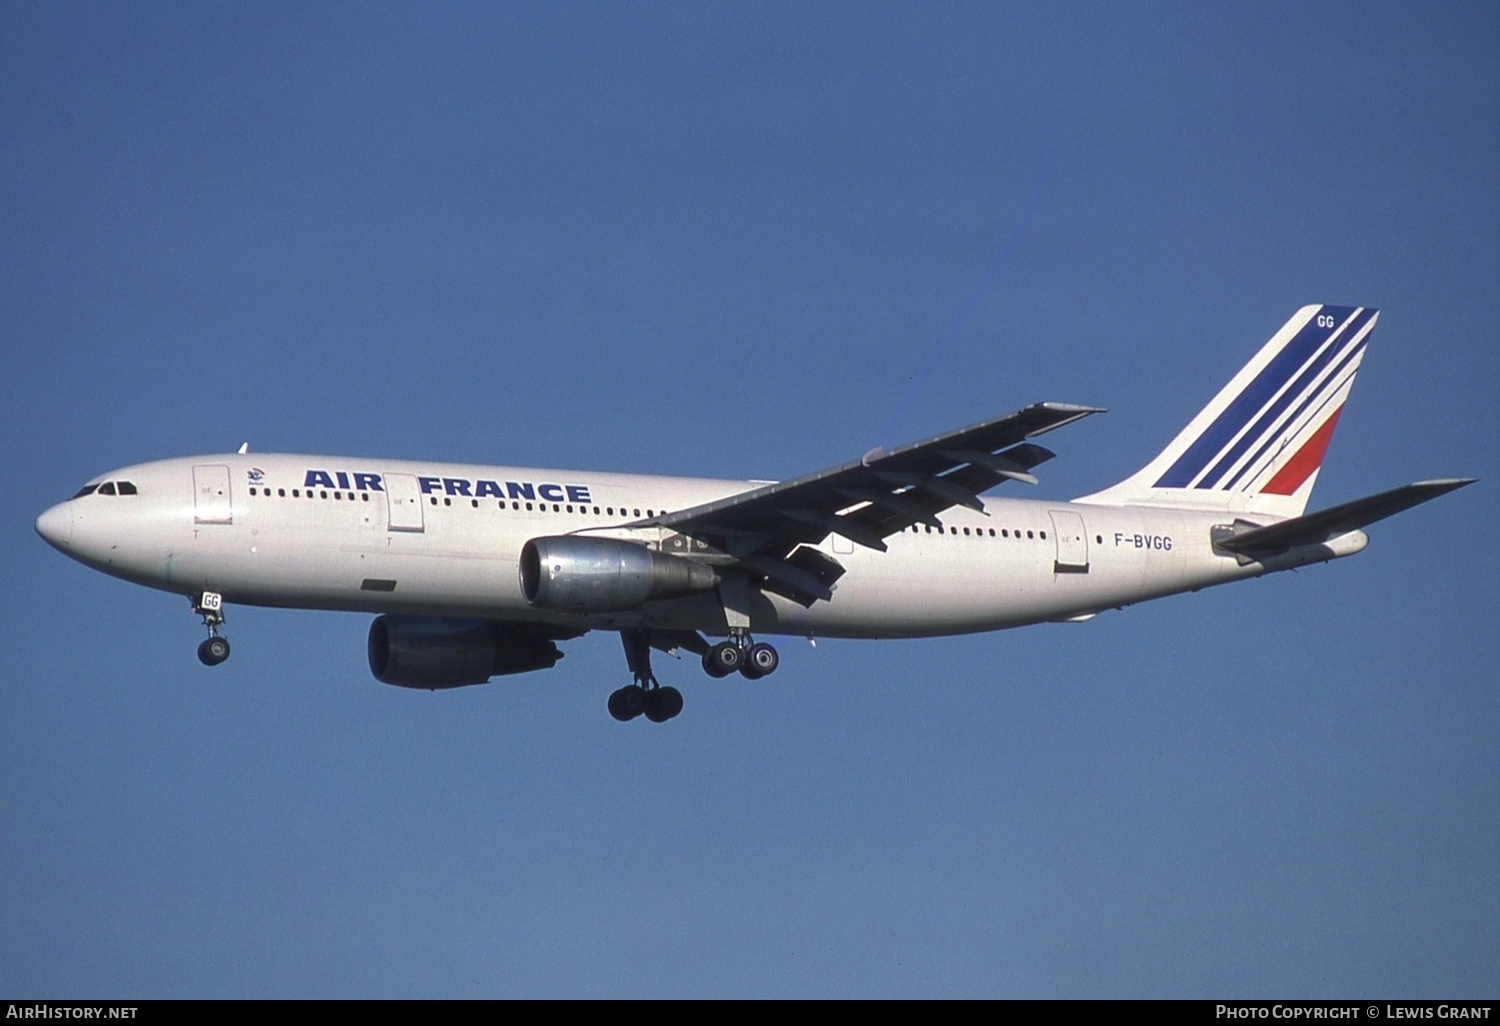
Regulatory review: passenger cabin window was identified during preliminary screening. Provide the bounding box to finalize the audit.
[97,482,117,495]
[73,484,99,498]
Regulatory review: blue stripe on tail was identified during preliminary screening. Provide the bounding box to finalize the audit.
[1221,327,1371,492]
[1153,305,1359,488]
[1195,307,1374,490]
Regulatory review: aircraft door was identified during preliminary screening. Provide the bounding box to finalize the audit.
[384,473,424,532]
[192,465,233,524]
[1049,509,1089,573]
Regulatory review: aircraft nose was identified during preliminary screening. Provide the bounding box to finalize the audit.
[35,502,73,550]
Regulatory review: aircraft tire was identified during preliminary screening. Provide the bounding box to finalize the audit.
[198,637,230,666]
[703,642,740,678]
[608,687,643,721]
[655,686,684,720]
[746,643,778,678]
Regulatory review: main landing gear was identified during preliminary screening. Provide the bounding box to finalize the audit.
[702,630,779,680]
[607,628,780,723]
[194,591,231,666]
[609,630,684,723]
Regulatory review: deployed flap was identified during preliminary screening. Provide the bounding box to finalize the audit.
[1214,479,1474,558]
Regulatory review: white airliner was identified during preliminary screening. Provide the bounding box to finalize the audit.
[37,305,1471,722]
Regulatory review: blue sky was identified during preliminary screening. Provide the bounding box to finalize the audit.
[2,2,1496,997]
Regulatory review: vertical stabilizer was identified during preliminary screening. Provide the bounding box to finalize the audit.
[1075,305,1376,519]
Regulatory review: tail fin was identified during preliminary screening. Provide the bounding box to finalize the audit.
[1076,304,1377,519]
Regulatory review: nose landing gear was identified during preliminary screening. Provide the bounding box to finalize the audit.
[193,592,230,666]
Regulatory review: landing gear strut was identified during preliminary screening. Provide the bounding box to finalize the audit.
[608,629,683,723]
[702,629,779,680]
[194,591,230,666]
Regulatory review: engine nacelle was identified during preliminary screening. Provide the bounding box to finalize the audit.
[520,536,719,613]
[367,615,564,689]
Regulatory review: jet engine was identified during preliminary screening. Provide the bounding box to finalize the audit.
[367,615,565,689]
[520,536,718,613]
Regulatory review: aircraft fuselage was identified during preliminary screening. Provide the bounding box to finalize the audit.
[38,452,1364,641]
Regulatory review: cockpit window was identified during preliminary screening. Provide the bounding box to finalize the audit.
[117,481,137,495]
[97,482,117,495]
[72,484,99,499]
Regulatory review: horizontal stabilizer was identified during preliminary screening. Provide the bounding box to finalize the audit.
[1214,478,1474,558]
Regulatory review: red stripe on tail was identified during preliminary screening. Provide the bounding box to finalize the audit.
[1261,406,1343,496]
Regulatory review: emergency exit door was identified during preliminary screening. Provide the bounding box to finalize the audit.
[192,465,232,524]
[1049,509,1089,573]
[384,473,425,532]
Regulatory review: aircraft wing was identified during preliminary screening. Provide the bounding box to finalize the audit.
[650,402,1104,606]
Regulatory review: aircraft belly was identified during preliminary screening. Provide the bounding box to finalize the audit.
[788,534,1059,638]
[748,505,1245,639]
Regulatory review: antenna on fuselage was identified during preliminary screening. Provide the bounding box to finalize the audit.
[237,442,249,454]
